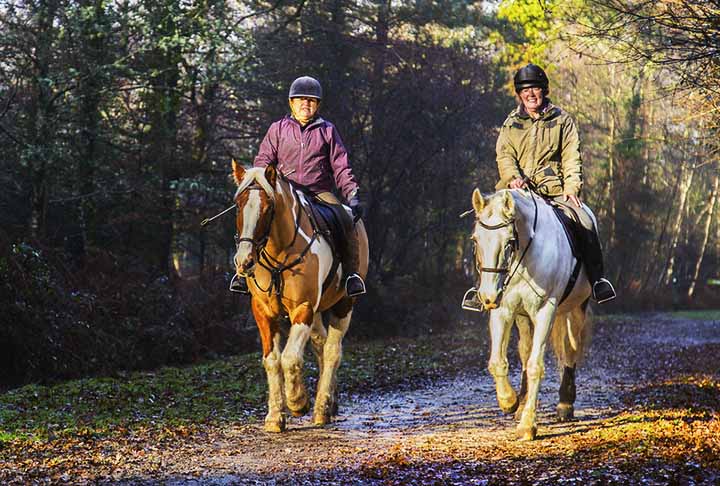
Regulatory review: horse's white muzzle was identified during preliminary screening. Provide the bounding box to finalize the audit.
[235,244,256,276]
[480,294,499,311]
[479,279,504,310]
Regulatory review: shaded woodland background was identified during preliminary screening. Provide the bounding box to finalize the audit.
[1,0,718,388]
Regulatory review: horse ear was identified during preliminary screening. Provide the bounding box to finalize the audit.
[472,188,485,213]
[231,159,245,186]
[502,191,516,218]
[264,163,277,186]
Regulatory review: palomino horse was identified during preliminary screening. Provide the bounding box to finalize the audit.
[231,161,369,432]
[469,188,593,441]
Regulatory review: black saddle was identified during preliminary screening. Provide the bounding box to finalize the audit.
[307,198,348,256]
[549,203,582,261]
[304,196,351,293]
[547,200,585,303]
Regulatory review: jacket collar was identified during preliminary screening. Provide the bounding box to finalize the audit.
[513,99,559,121]
[287,114,325,129]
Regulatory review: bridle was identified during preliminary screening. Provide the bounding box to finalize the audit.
[475,218,519,275]
[473,192,538,295]
[234,185,275,259]
[207,177,323,302]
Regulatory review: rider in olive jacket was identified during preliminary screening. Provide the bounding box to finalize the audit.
[463,63,616,311]
[495,104,583,199]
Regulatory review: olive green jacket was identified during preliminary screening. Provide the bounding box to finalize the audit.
[495,103,583,197]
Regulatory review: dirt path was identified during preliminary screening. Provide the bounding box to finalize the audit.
[104,312,719,485]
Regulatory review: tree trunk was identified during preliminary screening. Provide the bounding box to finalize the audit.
[661,153,694,286]
[687,173,719,298]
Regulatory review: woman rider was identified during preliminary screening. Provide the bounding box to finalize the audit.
[230,76,366,297]
[463,63,616,310]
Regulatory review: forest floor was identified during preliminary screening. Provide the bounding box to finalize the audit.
[1,311,719,485]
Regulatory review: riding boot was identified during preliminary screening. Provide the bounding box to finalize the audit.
[316,192,366,297]
[582,228,616,304]
[229,273,250,294]
[344,230,366,297]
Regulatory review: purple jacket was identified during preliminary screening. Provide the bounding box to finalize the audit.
[253,115,359,201]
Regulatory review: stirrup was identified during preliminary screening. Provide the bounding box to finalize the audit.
[345,273,366,297]
[229,274,250,295]
[461,287,483,313]
[592,278,616,304]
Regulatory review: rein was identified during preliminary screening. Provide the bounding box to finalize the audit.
[251,186,322,299]
[209,176,323,309]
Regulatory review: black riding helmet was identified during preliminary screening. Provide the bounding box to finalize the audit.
[288,76,323,99]
[513,64,549,92]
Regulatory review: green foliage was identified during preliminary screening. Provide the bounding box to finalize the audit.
[670,310,720,322]
[495,0,555,64]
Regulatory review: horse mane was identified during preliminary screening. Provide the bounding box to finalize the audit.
[234,167,276,202]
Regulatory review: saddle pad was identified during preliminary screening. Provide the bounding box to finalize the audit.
[551,205,581,260]
[308,200,346,259]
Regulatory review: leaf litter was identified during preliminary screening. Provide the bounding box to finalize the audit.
[0,313,718,485]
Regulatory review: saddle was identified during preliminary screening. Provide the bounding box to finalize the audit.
[310,198,348,244]
[548,201,582,260]
[305,196,350,291]
[546,199,585,303]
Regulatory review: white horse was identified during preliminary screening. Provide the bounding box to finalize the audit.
[469,188,593,441]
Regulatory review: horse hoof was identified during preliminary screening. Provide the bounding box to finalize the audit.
[290,401,310,417]
[264,414,287,433]
[499,397,519,414]
[313,413,330,426]
[556,403,574,421]
[517,426,537,441]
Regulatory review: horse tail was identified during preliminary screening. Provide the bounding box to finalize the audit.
[550,299,593,368]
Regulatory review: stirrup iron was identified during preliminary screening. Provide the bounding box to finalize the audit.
[461,287,483,313]
[345,273,366,297]
[229,273,250,295]
[592,278,616,304]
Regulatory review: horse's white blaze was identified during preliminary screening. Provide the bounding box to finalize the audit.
[235,189,261,268]
[235,167,275,200]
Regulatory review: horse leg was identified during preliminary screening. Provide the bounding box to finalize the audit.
[310,312,327,379]
[252,299,286,432]
[487,308,518,414]
[557,365,576,421]
[314,307,351,426]
[282,303,313,417]
[517,301,557,441]
[514,314,533,420]
[552,302,590,421]
[311,313,340,416]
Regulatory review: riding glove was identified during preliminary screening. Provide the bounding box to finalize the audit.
[349,196,365,222]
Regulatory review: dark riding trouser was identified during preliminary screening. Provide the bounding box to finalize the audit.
[551,197,605,285]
